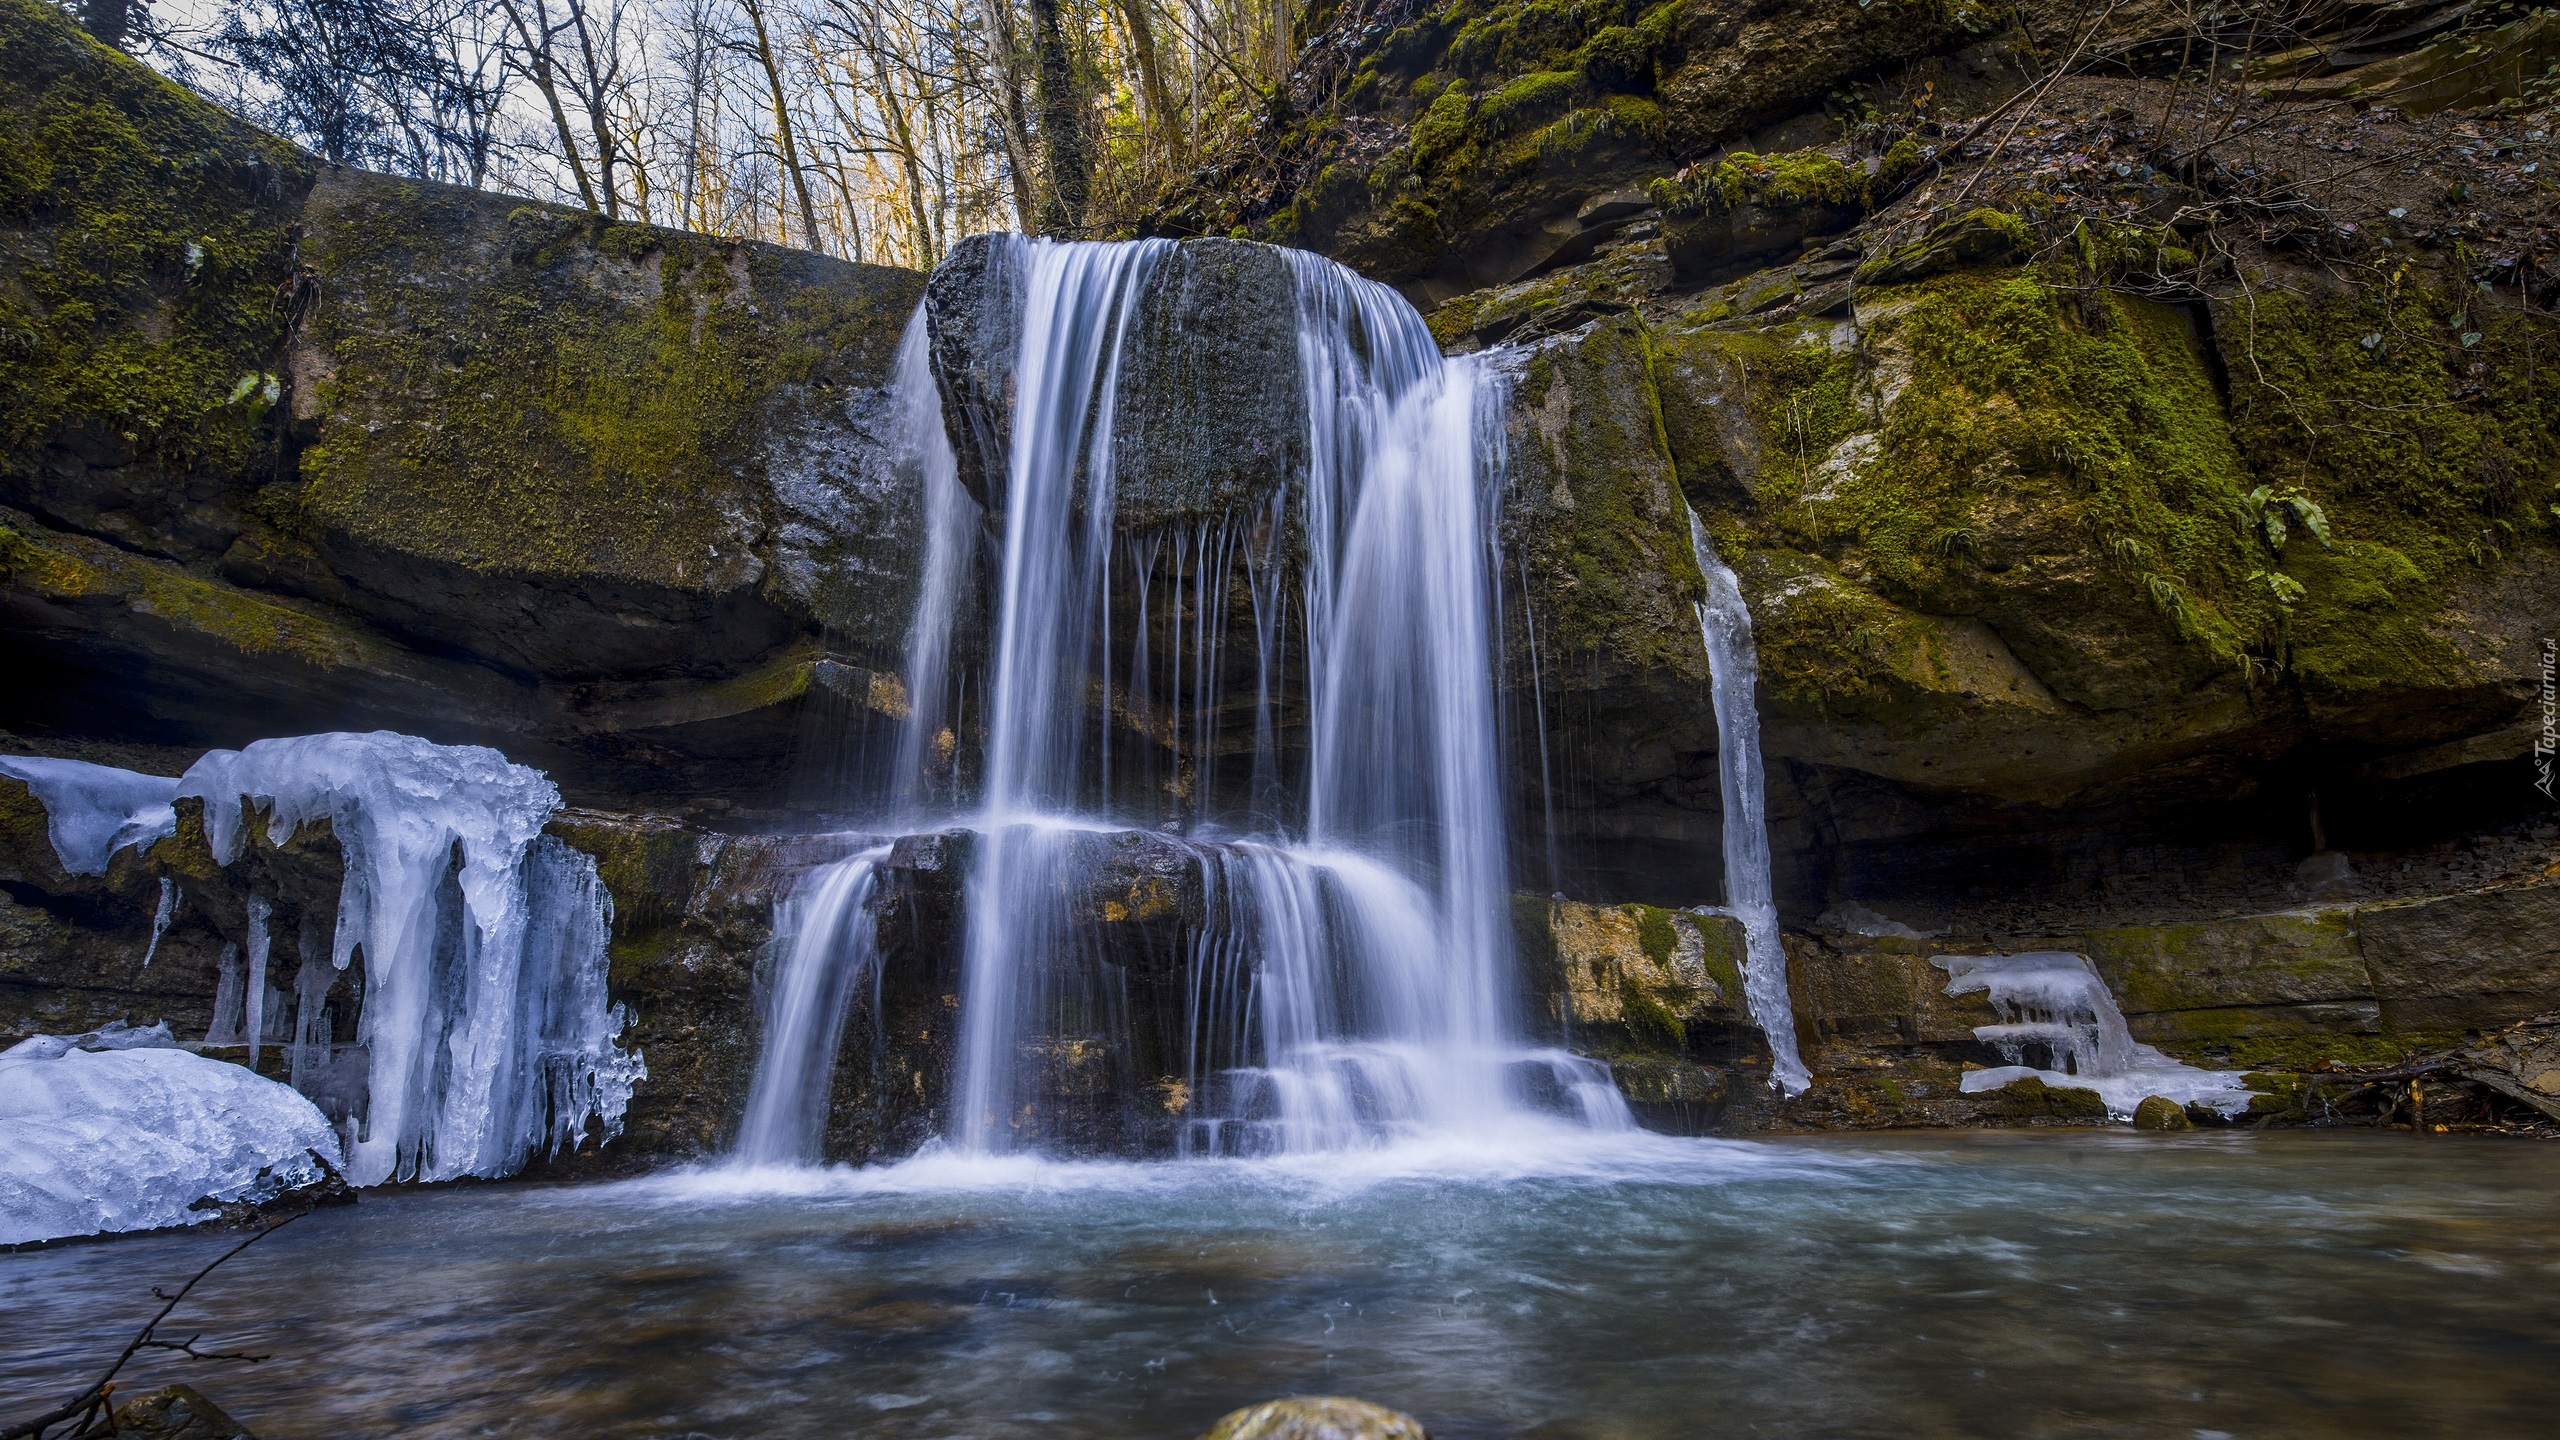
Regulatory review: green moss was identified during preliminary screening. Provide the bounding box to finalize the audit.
[2213,280,2557,702]
[1477,68,1585,137]
[1831,274,2274,670]
[4,511,377,668]
[1409,83,1476,166]
[1573,24,1652,89]
[1619,970,1688,1050]
[2199,1030,2470,1074]
[1651,147,1861,218]
[292,194,916,587]
[548,814,697,938]
[1634,903,1677,966]
[1509,314,1704,667]
[0,0,312,480]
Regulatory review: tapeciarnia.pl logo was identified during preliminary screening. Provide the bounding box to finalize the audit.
[2539,638,2557,801]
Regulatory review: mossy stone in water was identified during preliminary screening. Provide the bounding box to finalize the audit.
[2133,1094,2193,1131]
[1200,1396,1428,1440]
[110,1384,259,1440]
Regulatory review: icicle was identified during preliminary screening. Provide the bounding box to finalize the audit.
[0,755,177,874]
[244,895,272,1069]
[205,942,245,1047]
[141,878,176,968]
[175,732,639,1185]
[1935,953,2251,1117]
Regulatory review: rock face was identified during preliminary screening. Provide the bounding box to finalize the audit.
[0,0,924,815]
[925,233,1307,527]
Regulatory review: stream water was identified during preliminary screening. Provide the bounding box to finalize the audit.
[6,1132,2557,1439]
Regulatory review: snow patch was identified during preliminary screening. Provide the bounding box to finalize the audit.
[0,1043,341,1245]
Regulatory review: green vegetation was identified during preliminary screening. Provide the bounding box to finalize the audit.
[1649,147,1861,217]
[288,192,916,587]
[0,0,310,483]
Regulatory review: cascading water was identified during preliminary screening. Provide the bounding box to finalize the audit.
[736,845,892,1165]
[1686,514,1812,1095]
[928,237,1630,1156]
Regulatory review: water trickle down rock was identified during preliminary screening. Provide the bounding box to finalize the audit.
[1934,951,2250,1119]
[1685,514,1811,1095]
[914,236,1636,1156]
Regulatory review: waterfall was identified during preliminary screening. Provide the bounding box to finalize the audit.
[936,238,1629,1155]
[737,846,893,1165]
[888,308,975,818]
[1685,514,1812,1095]
[1935,953,2250,1117]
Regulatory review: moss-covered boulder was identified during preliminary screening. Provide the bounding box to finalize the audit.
[1651,147,1865,280]
[0,0,928,811]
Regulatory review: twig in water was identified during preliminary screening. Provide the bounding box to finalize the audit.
[0,1214,300,1440]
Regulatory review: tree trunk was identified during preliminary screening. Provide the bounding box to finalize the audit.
[1028,0,1088,235]
[742,0,823,250]
[984,0,1042,233]
[867,48,940,269]
[500,1,603,213]
[1114,0,1177,148]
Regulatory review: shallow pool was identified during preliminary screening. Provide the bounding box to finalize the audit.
[6,1129,2557,1439]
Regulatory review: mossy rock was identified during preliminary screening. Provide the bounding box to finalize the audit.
[1854,207,2032,286]
[1650,147,1864,280]
[2131,1094,2192,1130]
[1973,1074,2109,1121]
[292,174,923,605]
[0,0,312,513]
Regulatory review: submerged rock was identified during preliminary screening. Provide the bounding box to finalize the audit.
[2133,1095,2193,1131]
[112,1384,260,1440]
[1200,1396,1429,1440]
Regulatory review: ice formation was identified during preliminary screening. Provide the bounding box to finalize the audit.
[177,732,644,1184]
[0,1030,341,1245]
[1935,952,2252,1117]
[0,754,178,874]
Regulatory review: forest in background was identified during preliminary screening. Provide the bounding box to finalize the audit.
[61,0,1303,263]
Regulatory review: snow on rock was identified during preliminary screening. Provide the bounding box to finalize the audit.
[0,755,178,875]
[0,1038,341,1245]
[1934,952,2252,1118]
[176,732,641,1186]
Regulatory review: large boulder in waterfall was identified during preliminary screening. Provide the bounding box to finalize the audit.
[923,234,1307,527]
[0,0,923,812]
[1199,1396,1429,1440]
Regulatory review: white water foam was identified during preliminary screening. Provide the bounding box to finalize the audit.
[1935,951,2251,1117]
